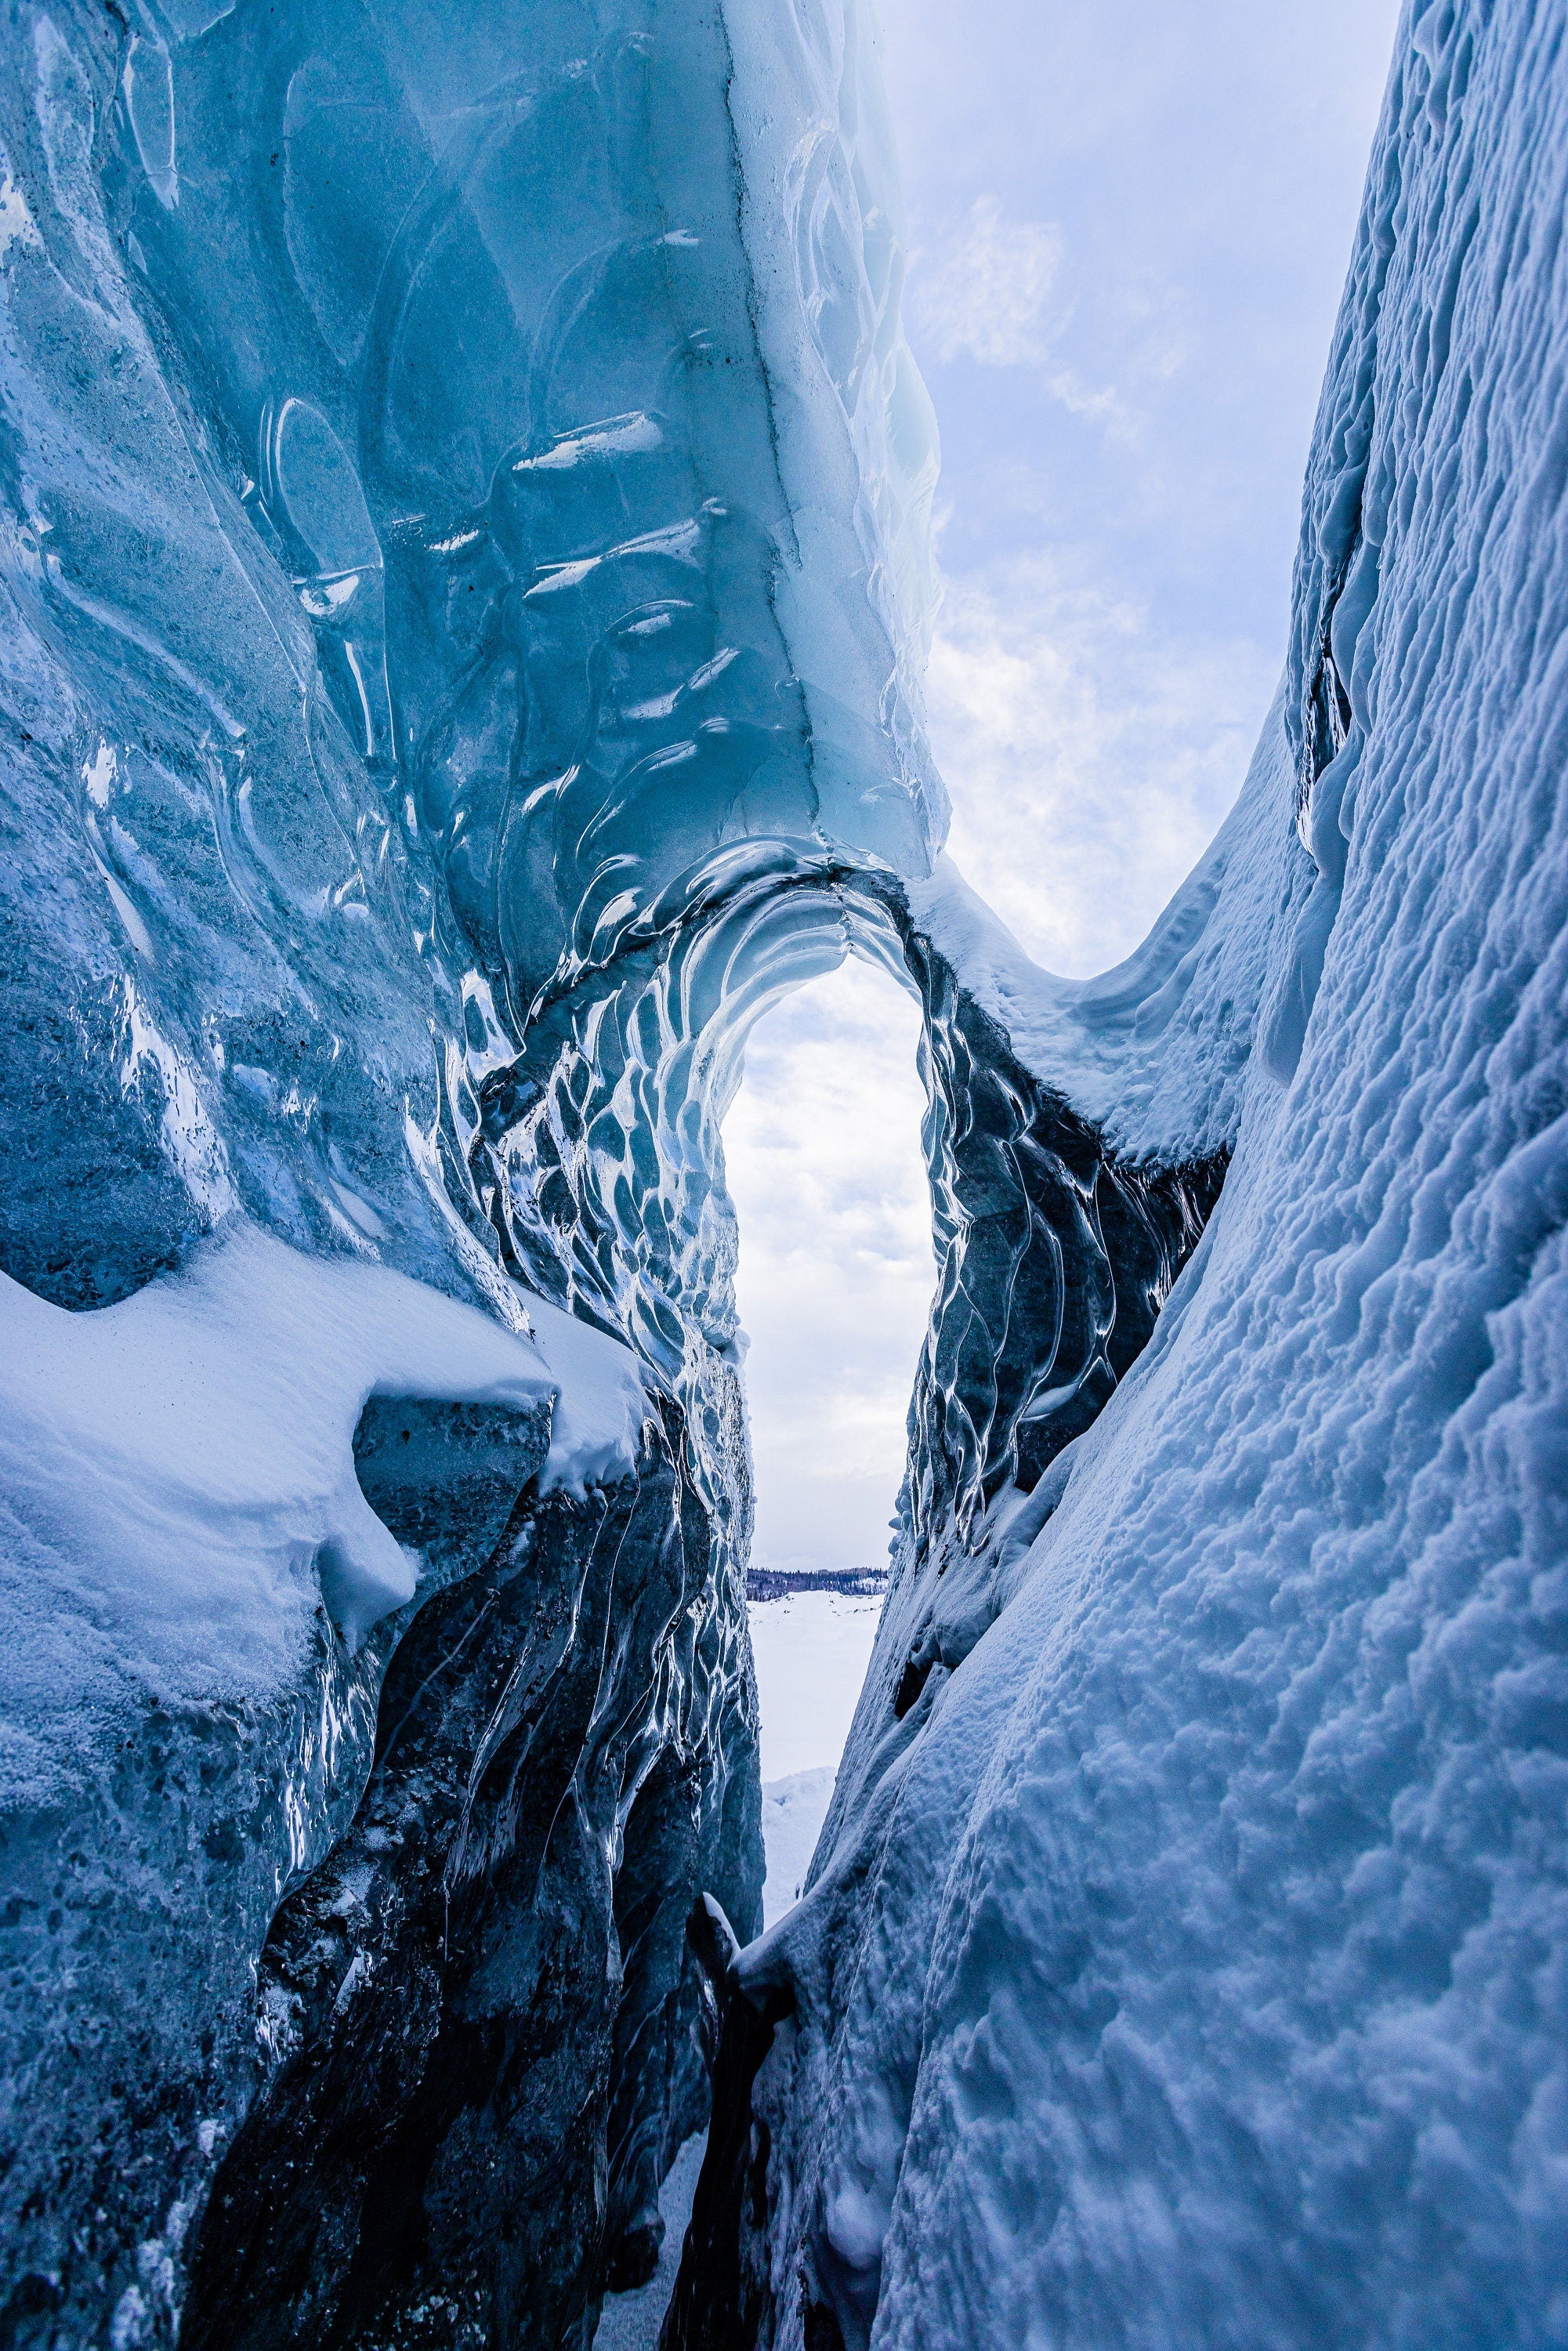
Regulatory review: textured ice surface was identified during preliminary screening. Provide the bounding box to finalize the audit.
[666,9,1568,2349]
[10,0,1565,2343]
[0,0,944,2333]
[0,0,940,1346]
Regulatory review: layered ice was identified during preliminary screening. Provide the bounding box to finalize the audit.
[670,9,1568,2349]
[0,0,943,2337]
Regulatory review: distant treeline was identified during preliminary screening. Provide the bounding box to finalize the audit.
[746,1567,889,1602]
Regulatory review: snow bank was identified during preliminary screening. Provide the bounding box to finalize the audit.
[0,1221,646,1797]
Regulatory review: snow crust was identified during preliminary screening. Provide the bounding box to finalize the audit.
[0,1220,646,1799]
[745,9,1568,2346]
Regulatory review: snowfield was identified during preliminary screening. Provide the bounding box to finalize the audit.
[750,1589,884,1927]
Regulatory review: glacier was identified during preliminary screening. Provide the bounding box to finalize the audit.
[1,0,1565,2349]
[0,0,950,2338]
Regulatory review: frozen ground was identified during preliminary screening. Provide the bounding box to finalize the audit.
[594,2133,706,2351]
[749,1592,884,1927]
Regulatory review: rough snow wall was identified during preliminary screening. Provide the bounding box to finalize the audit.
[0,0,941,2342]
[668,7,1568,2349]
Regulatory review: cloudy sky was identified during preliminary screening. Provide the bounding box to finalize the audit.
[726,0,1404,1578]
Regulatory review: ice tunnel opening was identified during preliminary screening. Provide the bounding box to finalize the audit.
[722,954,932,1930]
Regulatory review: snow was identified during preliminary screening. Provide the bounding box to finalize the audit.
[594,2132,706,2351]
[760,1769,838,1933]
[742,9,1568,2346]
[749,1592,885,1927]
[0,1219,646,1800]
[750,1593,884,1788]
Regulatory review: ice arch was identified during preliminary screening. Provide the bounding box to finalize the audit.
[1,0,1245,2342]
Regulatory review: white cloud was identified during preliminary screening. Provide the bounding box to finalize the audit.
[722,961,932,1577]
[925,552,1278,976]
[910,194,1066,368]
[1042,367,1139,442]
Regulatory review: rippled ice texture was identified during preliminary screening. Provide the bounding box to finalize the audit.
[0,0,944,2336]
[0,0,941,1342]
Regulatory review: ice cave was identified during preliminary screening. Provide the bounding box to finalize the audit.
[1,0,1566,2345]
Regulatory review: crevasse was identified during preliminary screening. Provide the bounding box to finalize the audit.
[665,7,1568,2349]
[2,1,1566,2349]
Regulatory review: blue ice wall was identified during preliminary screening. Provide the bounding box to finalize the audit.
[0,2,946,2340]
[677,10,1568,2349]
[0,0,940,1320]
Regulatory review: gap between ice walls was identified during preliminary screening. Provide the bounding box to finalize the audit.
[4,5,1563,2351]
[664,6,1568,2349]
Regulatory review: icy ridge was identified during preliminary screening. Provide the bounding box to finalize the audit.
[902,686,1305,1166]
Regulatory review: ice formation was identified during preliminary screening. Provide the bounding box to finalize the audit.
[0,0,943,2339]
[667,9,1568,2349]
[1,0,1563,2346]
